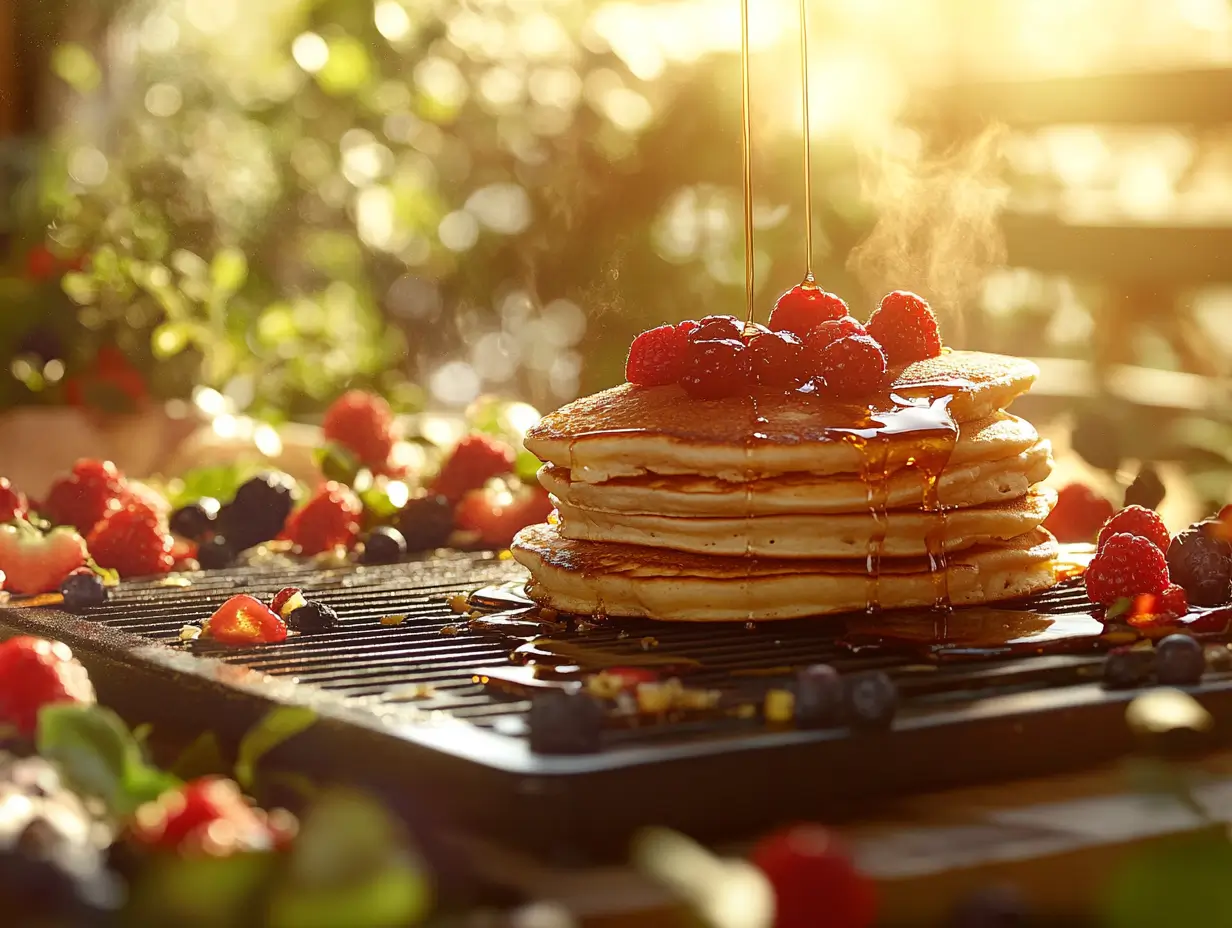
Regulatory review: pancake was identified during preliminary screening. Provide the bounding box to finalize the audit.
[553,485,1056,560]
[512,522,1060,622]
[526,350,1037,483]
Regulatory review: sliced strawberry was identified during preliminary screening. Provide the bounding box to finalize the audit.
[203,594,288,645]
[455,484,554,549]
[0,521,88,595]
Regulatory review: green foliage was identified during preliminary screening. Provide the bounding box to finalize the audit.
[234,705,318,790]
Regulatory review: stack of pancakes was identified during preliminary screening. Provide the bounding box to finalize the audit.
[512,350,1061,622]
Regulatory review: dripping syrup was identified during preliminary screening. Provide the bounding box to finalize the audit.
[796,0,815,289]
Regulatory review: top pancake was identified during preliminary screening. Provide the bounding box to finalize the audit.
[526,350,1038,482]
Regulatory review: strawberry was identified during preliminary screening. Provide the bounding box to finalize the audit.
[120,481,172,519]
[202,594,287,645]
[0,637,96,736]
[130,777,287,855]
[0,520,88,595]
[0,478,28,523]
[282,482,362,556]
[87,506,175,578]
[270,587,307,619]
[455,483,554,549]
[431,434,516,503]
[751,823,876,928]
[322,390,397,469]
[42,459,127,535]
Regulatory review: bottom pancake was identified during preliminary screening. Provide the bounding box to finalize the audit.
[511,522,1061,622]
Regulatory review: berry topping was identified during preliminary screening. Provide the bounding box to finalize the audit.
[196,536,237,570]
[360,526,407,564]
[1166,522,1232,607]
[0,637,95,736]
[803,315,867,355]
[793,664,845,729]
[0,478,28,523]
[814,334,888,400]
[87,506,175,578]
[680,338,750,400]
[1085,532,1170,606]
[282,482,362,556]
[1124,464,1166,511]
[169,498,220,540]
[455,484,553,549]
[42,459,126,535]
[845,670,898,730]
[865,290,942,366]
[322,389,397,470]
[220,473,298,551]
[1103,646,1155,689]
[689,314,744,343]
[746,330,808,390]
[286,600,340,634]
[750,824,876,928]
[1155,633,1205,686]
[0,521,88,595]
[269,587,307,619]
[1098,505,1171,554]
[130,777,287,855]
[769,285,849,339]
[396,494,455,552]
[1042,483,1115,543]
[202,594,287,645]
[431,434,516,503]
[625,322,693,386]
[59,568,107,613]
[1128,584,1190,628]
[528,690,604,754]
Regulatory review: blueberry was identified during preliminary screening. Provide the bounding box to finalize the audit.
[952,884,1028,928]
[1103,646,1154,689]
[1125,464,1165,511]
[396,495,454,552]
[196,536,236,570]
[793,664,845,728]
[844,671,898,730]
[1166,524,1232,607]
[286,601,339,633]
[169,498,220,540]
[1156,634,1205,686]
[58,572,107,613]
[528,690,604,754]
[360,526,407,565]
[221,473,298,550]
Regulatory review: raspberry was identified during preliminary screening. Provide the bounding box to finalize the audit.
[322,390,396,469]
[1167,522,1232,606]
[625,322,692,386]
[0,637,95,736]
[0,478,28,523]
[813,334,887,400]
[750,824,876,928]
[431,434,516,503]
[1159,583,1189,617]
[1042,483,1115,543]
[679,338,750,400]
[689,314,744,343]
[1097,505,1170,554]
[1085,532,1169,606]
[768,286,848,339]
[282,481,362,556]
[42,459,126,535]
[746,330,807,390]
[87,507,175,578]
[130,777,287,855]
[865,290,942,366]
[1128,584,1189,628]
[804,315,867,356]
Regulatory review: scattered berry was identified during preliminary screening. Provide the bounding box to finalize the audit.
[396,494,455,552]
[803,315,867,356]
[196,536,236,571]
[0,478,28,523]
[750,824,876,928]
[202,595,287,645]
[282,482,362,557]
[1156,633,1205,686]
[1103,646,1154,689]
[951,884,1029,928]
[431,434,516,503]
[169,498,220,540]
[87,507,174,578]
[130,777,286,855]
[528,690,604,754]
[1042,483,1115,544]
[769,285,849,339]
[0,637,95,736]
[680,338,750,400]
[865,291,942,366]
[747,330,808,390]
[220,473,298,551]
[793,664,846,729]
[269,587,306,619]
[360,526,407,564]
[1097,505,1170,554]
[322,390,397,469]
[0,522,88,595]
[42,460,126,535]
[59,568,107,613]
[1124,464,1166,511]
[455,485,553,549]
[814,334,888,400]
[1128,584,1190,628]
[845,671,898,730]
[1159,584,1189,618]
[1085,533,1169,605]
[286,601,339,634]
[689,314,744,343]
[1167,522,1232,607]
[625,322,694,386]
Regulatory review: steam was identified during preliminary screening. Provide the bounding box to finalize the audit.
[846,126,1008,334]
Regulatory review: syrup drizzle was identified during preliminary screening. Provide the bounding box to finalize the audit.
[739,0,756,326]
[796,0,814,286]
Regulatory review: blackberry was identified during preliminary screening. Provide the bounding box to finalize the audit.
[1125,464,1166,511]
[952,884,1028,928]
[360,526,407,565]
[793,664,845,729]
[1103,646,1154,689]
[220,473,298,550]
[1156,634,1205,686]
[287,601,339,634]
[528,690,604,754]
[844,671,898,730]
[169,497,220,540]
[59,571,107,613]
[396,495,454,552]
[197,536,237,570]
[1166,523,1232,607]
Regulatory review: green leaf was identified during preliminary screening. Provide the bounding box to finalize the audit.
[234,706,317,790]
[128,852,276,926]
[50,43,101,93]
[210,248,248,298]
[170,730,229,781]
[62,272,97,305]
[152,322,191,359]
[313,444,360,485]
[1105,597,1134,621]
[1101,832,1232,928]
